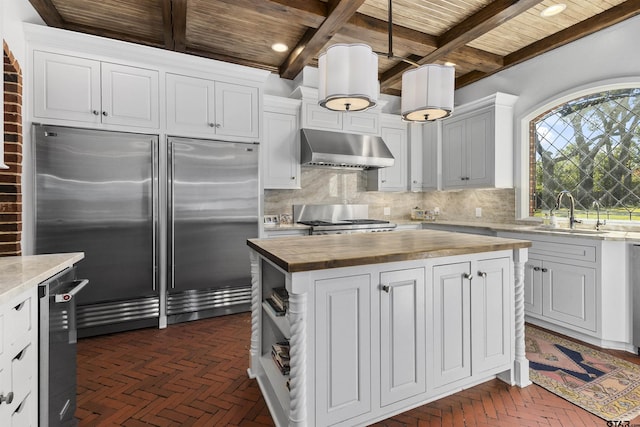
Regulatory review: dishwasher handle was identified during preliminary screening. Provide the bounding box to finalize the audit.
[54,279,89,303]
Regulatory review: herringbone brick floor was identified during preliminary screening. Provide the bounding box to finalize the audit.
[77,313,640,426]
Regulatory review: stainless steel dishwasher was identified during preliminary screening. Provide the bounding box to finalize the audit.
[39,267,89,427]
[633,244,640,355]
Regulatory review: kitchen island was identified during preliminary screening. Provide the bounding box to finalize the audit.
[247,230,531,427]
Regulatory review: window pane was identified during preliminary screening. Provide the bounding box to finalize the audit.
[531,88,640,222]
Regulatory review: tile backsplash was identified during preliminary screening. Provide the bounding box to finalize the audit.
[265,168,516,223]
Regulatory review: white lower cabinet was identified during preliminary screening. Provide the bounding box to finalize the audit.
[316,274,372,426]
[431,257,511,391]
[0,287,37,426]
[379,268,426,406]
[525,257,597,332]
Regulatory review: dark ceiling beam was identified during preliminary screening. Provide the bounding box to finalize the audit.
[161,0,174,50]
[380,0,544,90]
[279,0,366,80]
[28,0,65,28]
[223,0,326,27]
[504,0,640,67]
[172,0,188,52]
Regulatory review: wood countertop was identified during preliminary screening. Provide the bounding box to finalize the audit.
[247,229,531,273]
[0,252,85,305]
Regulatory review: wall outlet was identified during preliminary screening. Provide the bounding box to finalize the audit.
[475,207,482,218]
[383,207,391,216]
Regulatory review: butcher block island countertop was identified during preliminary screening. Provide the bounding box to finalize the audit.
[247,230,532,427]
[247,229,531,273]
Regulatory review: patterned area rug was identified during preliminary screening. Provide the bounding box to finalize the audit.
[526,326,640,421]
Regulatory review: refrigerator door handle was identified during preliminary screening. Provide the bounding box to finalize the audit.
[167,140,175,289]
[151,138,158,292]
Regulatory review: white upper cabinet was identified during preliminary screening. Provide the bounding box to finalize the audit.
[441,92,518,190]
[367,114,408,192]
[33,51,159,129]
[166,73,259,139]
[263,96,301,189]
[410,121,438,191]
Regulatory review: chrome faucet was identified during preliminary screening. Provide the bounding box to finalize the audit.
[592,200,606,231]
[551,190,582,229]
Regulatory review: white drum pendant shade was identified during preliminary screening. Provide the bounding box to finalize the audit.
[318,44,378,112]
[401,64,455,122]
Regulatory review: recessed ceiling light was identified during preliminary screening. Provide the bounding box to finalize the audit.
[540,3,567,17]
[444,62,456,67]
[271,43,289,53]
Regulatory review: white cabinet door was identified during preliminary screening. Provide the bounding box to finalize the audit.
[410,122,437,191]
[542,261,597,332]
[166,73,215,132]
[431,262,471,388]
[442,118,466,189]
[301,101,343,130]
[316,274,371,426]
[215,81,259,138]
[166,74,258,138]
[101,62,159,128]
[465,110,492,187]
[343,111,379,135]
[33,51,101,123]
[263,111,300,189]
[524,258,543,315]
[471,257,511,374]
[33,51,159,128]
[370,125,407,191]
[442,108,495,189]
[379,268,426,406]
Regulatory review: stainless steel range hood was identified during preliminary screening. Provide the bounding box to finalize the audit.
[300,128,394,170]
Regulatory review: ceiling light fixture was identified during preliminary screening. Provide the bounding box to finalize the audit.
[540,3,566,17]
[317,0,454,121]
[271,43,289,52]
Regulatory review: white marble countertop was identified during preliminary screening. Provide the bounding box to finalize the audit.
[416,220,640,241]
[0,253,84,305]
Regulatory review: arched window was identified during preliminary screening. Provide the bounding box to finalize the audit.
[530,88,640,222]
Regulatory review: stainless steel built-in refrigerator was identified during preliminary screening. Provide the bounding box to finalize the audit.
[34,125,159,337]
[167,136,258,324]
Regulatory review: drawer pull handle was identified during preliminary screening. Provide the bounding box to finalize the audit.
[13,348,27,361]
[463,273,473,280]
[13,302,25,311]
[0,392,14,405]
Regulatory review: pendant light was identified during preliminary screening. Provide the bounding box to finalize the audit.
[318,43,379,112]
[401,64,455,122]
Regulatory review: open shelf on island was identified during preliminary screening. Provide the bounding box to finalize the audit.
[262,300,290,338]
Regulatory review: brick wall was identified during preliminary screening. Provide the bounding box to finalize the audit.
[1,41,23,256]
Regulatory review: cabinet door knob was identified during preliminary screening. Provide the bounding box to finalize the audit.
[533,266,541,271]
[102,111,108,117]
[381,284,390,293]
[291,177,296,180]
[215,123,221,128]
[208,123,215,127]
[477,271,487,278]
[0,392,14,405]
[541,268,548,273]
[92,110,100,115]
[413,180,418,184]
[463,273,473,280]
[381,180,386,183]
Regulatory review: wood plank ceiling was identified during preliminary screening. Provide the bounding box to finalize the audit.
[28,0,640,95]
